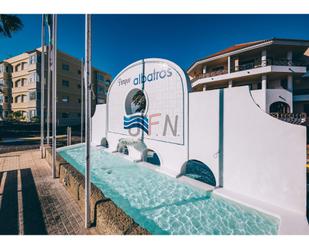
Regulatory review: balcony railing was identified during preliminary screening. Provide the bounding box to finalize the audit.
[191,69,228,83]
[270,112,307,125]
[191,58,306,83]
[233,59,305,72]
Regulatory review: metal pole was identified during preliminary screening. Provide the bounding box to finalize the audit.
[47,43,51,145]
[85,14,92,229]
[81,58,84,143]
[40,15,45,158]
[52,14,57,179]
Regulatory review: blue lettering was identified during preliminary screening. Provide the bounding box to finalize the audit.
[131,68,173,86]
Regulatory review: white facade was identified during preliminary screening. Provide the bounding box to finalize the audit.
[188,39,309,116]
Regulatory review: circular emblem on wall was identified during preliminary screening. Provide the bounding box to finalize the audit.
[125,88,147,115]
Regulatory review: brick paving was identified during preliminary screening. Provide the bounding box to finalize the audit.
[0,149,95,235]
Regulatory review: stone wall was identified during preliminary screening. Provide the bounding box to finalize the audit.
[45,147,150,235]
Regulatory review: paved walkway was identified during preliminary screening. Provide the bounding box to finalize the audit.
[0,149,94,235]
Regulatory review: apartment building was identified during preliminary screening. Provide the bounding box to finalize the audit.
[0,47,111,125]
[188,38,309,126]
[0,61,12,119]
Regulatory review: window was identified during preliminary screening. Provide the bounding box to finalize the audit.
[62,80,69,87]
[0,95,3,104]
[15,64,21,72]
[28,72,39,83]
[15,62,27,72]
[0,64,3,73]
[78,98,81,103]
[0,79,3,86]
[29,110,36,118]
[29,54,37,64]
[15,78,27,87]
[61,113,69,118]
[15,95,25,103]
[62,64,70,71]
[77,84,81,89]
[211,66,224,72]
[6,65,11,73]
[62,96,69,103]
[29,91,36,101]
[77,113,81,117]
[78,70,81,75]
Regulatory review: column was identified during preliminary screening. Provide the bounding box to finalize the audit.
[288,75,293,113]
[262,74,267,89]
[202,65,207,75]
[228,80,233,88]
[287,51,293,66]
[287,75,293,92]
[203,84,207,91]
[261,74,267,112]
[234,57,239,71]
[228,56,231,74]
[261,50,267,66]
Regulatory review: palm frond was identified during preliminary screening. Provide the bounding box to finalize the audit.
[0,15,23,38]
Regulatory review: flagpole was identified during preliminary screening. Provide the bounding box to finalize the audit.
[52,14,57,179]
[40,14,45,158]
[85,14,92,229]
[46,15,52,146]
[47,41,51,145]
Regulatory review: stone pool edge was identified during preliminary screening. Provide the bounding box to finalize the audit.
[45,147,151,235]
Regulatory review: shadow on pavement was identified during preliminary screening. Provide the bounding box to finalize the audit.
[0,168,47,235]
[0,170,18,234]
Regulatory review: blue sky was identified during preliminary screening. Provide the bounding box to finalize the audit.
[1,14,309,77]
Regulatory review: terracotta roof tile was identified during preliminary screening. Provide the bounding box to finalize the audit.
[205,40,268,59]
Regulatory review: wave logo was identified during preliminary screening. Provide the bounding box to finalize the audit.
[123,114,149,134]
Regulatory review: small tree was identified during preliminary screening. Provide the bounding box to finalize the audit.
[30,116,40,123]
[12,111,24,121]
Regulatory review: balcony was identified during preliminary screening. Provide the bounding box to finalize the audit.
[191,58,307,84]
[12,100,36,109]
[233,59,305,72]
[191,69,228,83]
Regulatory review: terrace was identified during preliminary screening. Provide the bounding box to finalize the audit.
[191,58,307,83]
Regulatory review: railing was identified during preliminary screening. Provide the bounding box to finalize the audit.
[270,112,307,125]
[191,58,306,83]
[233,59,305,72]
[191,69,228,83]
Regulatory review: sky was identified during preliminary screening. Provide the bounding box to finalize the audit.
[1,14,309,77]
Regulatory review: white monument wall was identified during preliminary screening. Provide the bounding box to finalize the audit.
[188,90,220,185]
[223,87,306,214]
[188,86,306,214]
[91,104,107,146]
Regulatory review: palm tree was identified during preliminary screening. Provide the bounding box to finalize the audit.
[132,90,146,113]
[0,15,23,38]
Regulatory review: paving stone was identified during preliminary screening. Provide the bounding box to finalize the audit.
[0,149,94,235]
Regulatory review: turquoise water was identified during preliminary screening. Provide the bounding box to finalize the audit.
[58,144,279,235]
